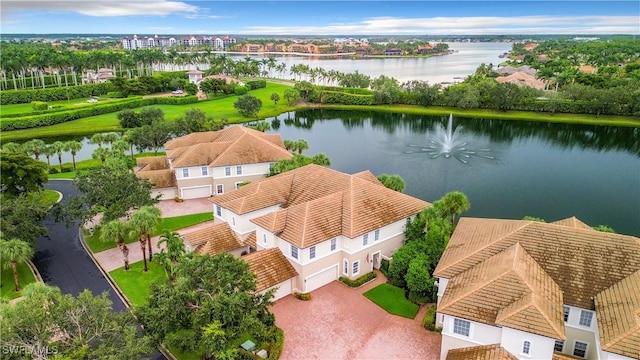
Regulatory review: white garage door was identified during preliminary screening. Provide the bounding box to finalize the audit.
[181,186,211,199]
[305,265,338,293]
[265,280,292,301]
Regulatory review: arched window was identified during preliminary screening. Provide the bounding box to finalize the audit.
[523,341,531,355]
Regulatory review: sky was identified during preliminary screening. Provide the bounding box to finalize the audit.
[1,1,639,35]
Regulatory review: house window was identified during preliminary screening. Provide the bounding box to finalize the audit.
[201,166,208,176]
[232,217,236,226]
[573,341,588,358]
[453,318,470,337]
[216,205,222,217]
[225,167,231,176]
[182,168,189,177]
[236,165,243,175]
[310,246,316,259]
[330,238,337,251]
[522,341,531,355]
[235,182,242,190]
[374,229,380,241]
[216,184,223,194]
[290,245,298,260]
[362,233,369,246]
[554,340,564,352]
[262,234,267,244]
[579,310,593,327]
[563,306,570,322]
[343,259,349,275]
[352,260,359,275]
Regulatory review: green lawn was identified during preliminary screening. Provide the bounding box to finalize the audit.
[1,96,139,117]
[39,189,61,207]
[0,82,295,141]
[85,212,214,253]
[109,259,167,307]
[1,261,37,300]
[363,283,419,319]
[47,152,166,179]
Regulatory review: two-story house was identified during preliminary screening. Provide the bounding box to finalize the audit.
[135,126,293,199]
[209,164,430,294]
[433,217,640,360]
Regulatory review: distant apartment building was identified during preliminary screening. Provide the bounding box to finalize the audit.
[121,34,236,50]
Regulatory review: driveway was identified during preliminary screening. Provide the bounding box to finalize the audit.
[271,274,441,360]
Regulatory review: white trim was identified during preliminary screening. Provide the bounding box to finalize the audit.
[572,340,589,358]
[578,309,594,328]
[352,260,360,276]
[452,317,472,338]
[343,259,349,275]
[554,339,565,353]
[370,250,381,271]
[304,264,338,293]
[201,166,209,176]
[224,166,231,176]
[236,165,243,175]
[342,230,404,255]
[309,245,316,259]
[216,184,224,194]
[290,244,299,260]
[182,168,189,178]
[521,340,531,356]
[234,181,244,190]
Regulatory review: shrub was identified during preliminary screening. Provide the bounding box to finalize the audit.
[31,101,49,111]
[246,79,267,90]
[293,292,311,301]
[48,168,59,174]
[234,86,248,96]
[164,329,198,353]
[174,197,184,203]
[0,83,111,105]
[267,328,284,360]
[422,304,439,331]
[310,90,375,105]
[339,271,377,288]
[380,258,390,277]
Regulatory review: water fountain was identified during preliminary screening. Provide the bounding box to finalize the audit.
[406,114,494,164]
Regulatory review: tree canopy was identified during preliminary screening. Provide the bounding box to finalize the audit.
[268,153,331,176]
[377,173,406,193]
[136,253,276,358]
[56,158,159,226]
[0,283,154,359]
[0,150,48,196]
[0,192,49,245]
[234,95,262,118]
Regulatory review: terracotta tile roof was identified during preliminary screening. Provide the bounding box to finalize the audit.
[438,243,565,339]
[446,344,517,360]
[213,165,429,247]
[578,65,597,74]
[136,156,170,171]
[136,169,176,188]
[184,222,244,256]
[164,126,292,168]
[244,231,257,249]
[496,71,545,90]
[594,270,640,358]
[434,217,640,310]
[552,352,584,360]
[551,216,593,230]
[243,248,298,292]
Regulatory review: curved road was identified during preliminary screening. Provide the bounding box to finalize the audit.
[35,180,165,360]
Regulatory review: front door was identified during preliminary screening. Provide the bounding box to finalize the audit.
[372,252,380,270]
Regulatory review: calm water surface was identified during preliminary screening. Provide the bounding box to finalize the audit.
[267,110,640,236]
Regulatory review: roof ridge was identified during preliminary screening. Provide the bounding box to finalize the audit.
[211,131,248,165]
[436,220,533,277]
[530,292,566,339]
[299,202,311,247]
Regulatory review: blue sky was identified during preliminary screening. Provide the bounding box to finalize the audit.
[2,1,639,35]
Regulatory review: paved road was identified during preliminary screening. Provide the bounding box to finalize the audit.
[35,180,166,360]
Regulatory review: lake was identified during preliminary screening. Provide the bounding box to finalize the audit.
[266,110,640,237]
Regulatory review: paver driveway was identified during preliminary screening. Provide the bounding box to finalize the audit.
[271,274,441,360]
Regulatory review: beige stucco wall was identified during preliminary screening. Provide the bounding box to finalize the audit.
[213,174,266,195]
[440,334,481,359]
[152,187,178,200]
[176,177,214,188]
[289,251,343,292]
[562,326,598,360]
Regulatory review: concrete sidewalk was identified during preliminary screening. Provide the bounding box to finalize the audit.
[92,197,217,272]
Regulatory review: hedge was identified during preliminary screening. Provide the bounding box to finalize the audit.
[0,83,112,105]
[422,304,442,332]
[316,85,373,95]
[339,271,377,288]
[267,328,284,360]
[1,96,198,131]
[293,292,312,301]
[311,90,376,106]
[31,101,48,111]
[246,79,267,90]
[380,258,390,278]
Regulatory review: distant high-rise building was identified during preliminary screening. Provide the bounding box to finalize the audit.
[121,34,235,50]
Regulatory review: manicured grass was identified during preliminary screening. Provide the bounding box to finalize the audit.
[0,82,294,141]
[109,259,167,307]
[1,261,37,300]
[363,283,419,319]
[38,189,61,207]
[48,172,76,179]
[85,212,214,253]
[0,96,134,116]
[165,345,201,360]
[47,152,166,179]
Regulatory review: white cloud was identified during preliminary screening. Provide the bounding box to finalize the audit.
[2,0,198,17]
[240,15,640,35]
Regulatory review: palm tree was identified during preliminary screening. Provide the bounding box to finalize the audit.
[156,230,186,281]
[311,153,331,167]
[376,173,406,192]
[439,191,471,227]
[129,206,162,271]
[283,139,294,151]
[64,140,83,170]
[92,147,111,164]
[100,220,131,270]
[0,239,34,292]
[51,141,65,172]
[1,142,23,153]
[42,144,55,167]
[90,133,107,148]
[294,139,309,154]
[23,139,46,160]
[103,132,120,147]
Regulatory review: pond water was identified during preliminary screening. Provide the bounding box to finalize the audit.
[266,110,640,236]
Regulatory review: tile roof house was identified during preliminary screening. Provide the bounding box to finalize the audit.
[183,222,249,257]
[243,248,299,300]
[433,216,640,360]
[134,126,292,199]
[496,71,546,90]
[210,164,430,294]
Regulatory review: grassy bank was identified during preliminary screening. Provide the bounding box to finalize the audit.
[109,260,167,307]
[1,261,37,300]
[2,82,639,142]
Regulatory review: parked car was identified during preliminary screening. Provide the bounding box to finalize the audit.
[172,89,183,94]
[87,98,98,103]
